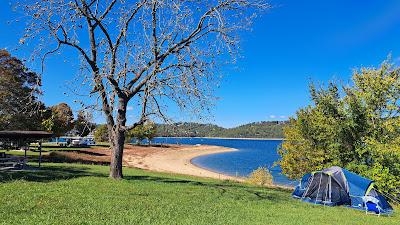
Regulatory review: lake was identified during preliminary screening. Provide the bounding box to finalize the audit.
[150,137,297,186]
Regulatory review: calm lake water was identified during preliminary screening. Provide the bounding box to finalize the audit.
[150,137,297,186]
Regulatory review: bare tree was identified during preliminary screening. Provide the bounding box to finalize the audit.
[16,0,269,179]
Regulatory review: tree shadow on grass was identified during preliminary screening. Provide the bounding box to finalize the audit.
[125,175,291,203]
[0,165,292,203]
[0,165,105,183]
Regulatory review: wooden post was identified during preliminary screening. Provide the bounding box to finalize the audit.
[38,140,42,168]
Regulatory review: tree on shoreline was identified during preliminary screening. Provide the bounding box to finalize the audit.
[127,121,156,145]
[16,0,269,179]
[279,59,400,197]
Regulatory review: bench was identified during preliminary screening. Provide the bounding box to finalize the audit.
[0,155,27,170]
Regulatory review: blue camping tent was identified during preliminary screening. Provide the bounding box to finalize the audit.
[292,166,393,215]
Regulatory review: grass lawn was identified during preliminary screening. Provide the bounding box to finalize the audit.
[0,163,398,225]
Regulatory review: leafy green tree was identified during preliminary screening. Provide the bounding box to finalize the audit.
[0,49,45,130]
[74,110,96,137]
[144,122,157,144]
[279,59,400,196]
[41,112,56,133]
[43,103,74,136]
[128,122,157,145]
[129,126,146,144]
[94,124,109,143]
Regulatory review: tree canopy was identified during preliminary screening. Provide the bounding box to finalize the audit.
[74,110,96,137]
[16,0,269,178]
[127,121,157,144]
[94,124,109,143]
[0,49,44,130]
[42,103,74,136]
[279,60,400,197]
[0,50,81,135]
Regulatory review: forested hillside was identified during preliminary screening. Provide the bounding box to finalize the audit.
[156,121,286,139]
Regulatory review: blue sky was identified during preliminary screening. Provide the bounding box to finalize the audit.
[1,0,400,128]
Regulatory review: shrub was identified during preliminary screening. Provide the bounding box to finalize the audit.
[47,151,110,165]
[247,167,273,186]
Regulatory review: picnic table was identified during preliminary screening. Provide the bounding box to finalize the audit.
[0,153,27,170]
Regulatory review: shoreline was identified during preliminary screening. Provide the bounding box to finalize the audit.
[188,156,246,180]
[124,144,244,182]
[121,143,293,189]
[155,136,284,141]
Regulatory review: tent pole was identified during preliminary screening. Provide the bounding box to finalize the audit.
[324,176,330,205]
[315,174,323,204]
[329,176,332,204]
[302,174,315,199]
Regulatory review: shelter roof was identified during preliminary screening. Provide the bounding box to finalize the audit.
[0,131,53,140]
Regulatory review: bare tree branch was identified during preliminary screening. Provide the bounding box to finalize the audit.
[17,0,269,179]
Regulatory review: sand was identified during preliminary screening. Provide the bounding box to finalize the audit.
[123,144,244,182]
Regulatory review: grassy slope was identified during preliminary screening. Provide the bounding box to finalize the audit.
[0,163,398,225]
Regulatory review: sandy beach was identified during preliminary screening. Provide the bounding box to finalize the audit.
[50,143,243,181]
[122,144,244,181]
[49,144,292,189]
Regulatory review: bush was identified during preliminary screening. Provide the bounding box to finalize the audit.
[247,167,273,186]
[47,151,110,165]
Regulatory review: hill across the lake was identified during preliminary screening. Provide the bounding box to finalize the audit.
[156,121,288,139]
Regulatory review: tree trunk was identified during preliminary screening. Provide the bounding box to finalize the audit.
[109,98,128,179]
[109,129,125,179]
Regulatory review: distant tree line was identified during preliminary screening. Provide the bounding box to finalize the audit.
[94,122,157,145]
[279,59,400,198]
[156,121,287,139]
[0,49,95,136]
[93,121,285,144]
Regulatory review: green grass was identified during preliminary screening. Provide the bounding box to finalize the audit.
[0,163,398,225]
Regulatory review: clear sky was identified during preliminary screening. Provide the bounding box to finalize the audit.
[1,0,400,128]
